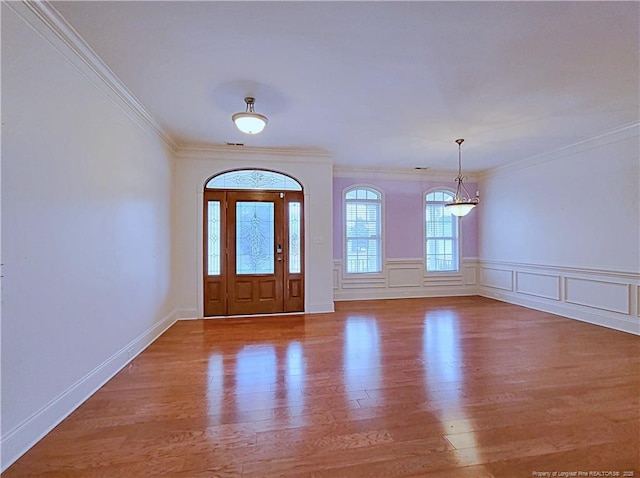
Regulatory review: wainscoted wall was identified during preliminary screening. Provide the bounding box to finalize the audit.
[332,169,480,301]
[334,258,479,301]
[477,123,640,336]
[334,256,640,335]
[478,261,640,334]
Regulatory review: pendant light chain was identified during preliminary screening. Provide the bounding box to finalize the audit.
[454,139,464,200]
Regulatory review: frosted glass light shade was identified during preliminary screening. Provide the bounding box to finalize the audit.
[445,202,476,217]
[232,112,268,135]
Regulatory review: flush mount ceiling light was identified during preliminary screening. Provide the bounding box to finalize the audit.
[445,138,479,217]
[232,97,268,134]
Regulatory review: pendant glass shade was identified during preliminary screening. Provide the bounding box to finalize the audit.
[232,97,268,134]
[232,113,268,134]
[445,202,476,217]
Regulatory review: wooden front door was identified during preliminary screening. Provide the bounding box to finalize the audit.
[203,190,304,316]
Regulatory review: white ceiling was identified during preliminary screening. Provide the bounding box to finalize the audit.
[52,1,639,172]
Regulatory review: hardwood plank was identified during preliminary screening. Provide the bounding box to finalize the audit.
[4,296,639,477]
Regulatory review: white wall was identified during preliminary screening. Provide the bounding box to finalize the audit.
[478,125,640,334]
[174,147,335,318]
[1,4,176,470]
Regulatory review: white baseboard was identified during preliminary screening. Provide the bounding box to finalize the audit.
[334,286,477,302]
[304,302,335,314]
[0,309,178,473]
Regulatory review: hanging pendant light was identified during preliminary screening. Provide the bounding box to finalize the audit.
[232,97,268,134]
[445,138,479,217]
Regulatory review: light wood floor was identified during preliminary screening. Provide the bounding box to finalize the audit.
[4,297,639,477]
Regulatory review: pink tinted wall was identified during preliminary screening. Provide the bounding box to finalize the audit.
[333,176,478,260]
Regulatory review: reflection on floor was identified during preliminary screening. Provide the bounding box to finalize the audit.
[4,296,639,477]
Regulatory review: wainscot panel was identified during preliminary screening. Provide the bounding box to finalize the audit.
[565,277,630,314]
[333,259,478,301]
[515,271,561,301]
[480,267,513,291]
[464,265,477,285]
[478,260,639,335]
[388,266,422,288]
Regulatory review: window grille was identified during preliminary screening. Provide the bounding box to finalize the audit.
[345,187,382,274]
[425,190,459,272]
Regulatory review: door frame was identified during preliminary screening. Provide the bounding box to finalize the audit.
[201,169,305,317]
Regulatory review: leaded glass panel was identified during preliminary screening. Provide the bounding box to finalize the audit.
[236,202,275,274]
[207,170,302,191]
[289,202,301,274]
[207,201,221,275]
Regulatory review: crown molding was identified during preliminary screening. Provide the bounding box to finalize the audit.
[480,121,639,180]
[332,166,481,183]
[7,1,178,151]
[176,144,333,164]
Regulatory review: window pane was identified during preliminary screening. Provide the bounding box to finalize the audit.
[346,239,380,273]
[425,191,458,272]
[236,202,274,274]
[207,170,301,191]
[289,202,301,274]
[207,201,221,275]
[345,189,382,274]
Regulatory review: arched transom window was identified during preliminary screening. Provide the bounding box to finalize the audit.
[206,169,302,191]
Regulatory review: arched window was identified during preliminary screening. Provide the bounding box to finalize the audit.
[206,169,302,191]
[425,190,459,272]
[345,187,382,274]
